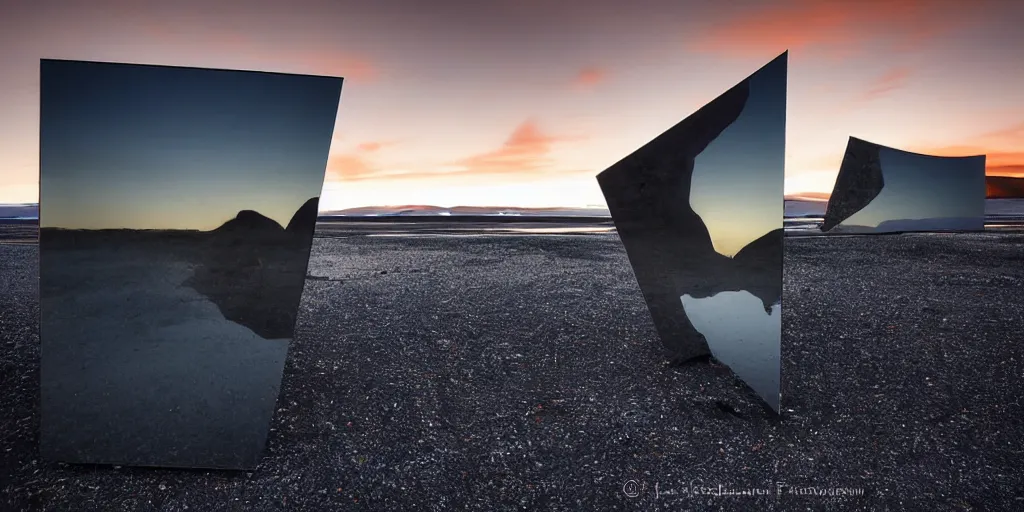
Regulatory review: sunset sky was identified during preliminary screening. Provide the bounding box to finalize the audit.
[2,0,1023,210]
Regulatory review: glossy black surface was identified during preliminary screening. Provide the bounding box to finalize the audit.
[597,53,786,411]
[823,137,986,233]
[38,60,342,469]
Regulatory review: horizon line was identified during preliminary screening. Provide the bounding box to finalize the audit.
[11,197,1024,210]
[10,195,1024,210]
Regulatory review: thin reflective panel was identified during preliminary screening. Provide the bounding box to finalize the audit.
[822,137,986,233]
[597,53,786,412]
[39,60,343,469]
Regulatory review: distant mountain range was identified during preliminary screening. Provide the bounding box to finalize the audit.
[0,201,927,221]
[321,205,611,217]
[0,203,38,219]
[5,175,1024,220]
[986,176,1024,199]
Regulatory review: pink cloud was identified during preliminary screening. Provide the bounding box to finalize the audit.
[571,66,608,89]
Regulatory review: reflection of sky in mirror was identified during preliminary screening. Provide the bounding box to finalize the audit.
[681,292,780,412]
[690,57,786,258]
[40,60,342,231]
[842,148,985,229]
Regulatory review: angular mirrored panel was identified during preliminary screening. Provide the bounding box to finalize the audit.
[39,59,343,469]
[822,137,986,233]
[596,52,787,412]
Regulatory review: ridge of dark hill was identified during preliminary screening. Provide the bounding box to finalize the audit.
[987,176,1024,199]
[185,200,321,339]
[214,210,284,233]
[286,197,320,234]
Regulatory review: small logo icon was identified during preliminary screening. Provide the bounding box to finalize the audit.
[623,480,641,498]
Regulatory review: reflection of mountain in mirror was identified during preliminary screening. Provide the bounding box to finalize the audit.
[38,59,342,470]
[596,52,786,411]
[185,198,321,339]
[823,137,986,233]
[41,198,318,339]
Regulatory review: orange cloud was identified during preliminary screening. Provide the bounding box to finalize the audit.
[981,151,1024,173]
[572,67,608,89]
[689,0,993,59]
[975,122,1024,146]
[911,145,1024,178]
[982,154,1024,177]
[327,153,378,181]
[858,67,912,102]
[326,140,397,180]
[325,122,584,183]
[451,120,578,176]
[988,166,1024,178]
[355,140,398,152]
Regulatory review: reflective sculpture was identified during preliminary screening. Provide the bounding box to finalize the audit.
[822,137,986,233]
[39,59,342,469]
[597,52,787,412]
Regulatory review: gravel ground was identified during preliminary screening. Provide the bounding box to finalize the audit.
[2,229,1024,511]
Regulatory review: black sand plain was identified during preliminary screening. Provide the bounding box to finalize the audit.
[2,220,1023,511]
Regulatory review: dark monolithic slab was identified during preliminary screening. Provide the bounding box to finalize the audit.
[596,52,787,411]
[822,136,986,234]
[38,59,342,469]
